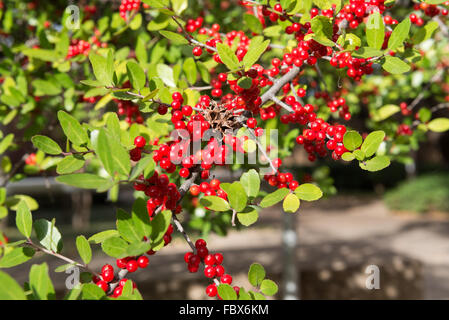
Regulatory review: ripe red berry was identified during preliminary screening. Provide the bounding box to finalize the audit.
[204,254,216,266]
[134,136,146,148]
[190,185,200,196]
[193,46,203,56]
[215,265,225,277]
[206,284,217,297]
[220,274,232,284]
[102,270,114,282]
[126,259,138,272]
[195,239,207,249]
[96,280,108,292]
[137,255,149,268]
[101,264,114,275]
[214,253,223,264]
[204,266,216,278]
[247,117,257,129]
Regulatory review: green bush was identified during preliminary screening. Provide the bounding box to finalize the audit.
[384,174,449,214]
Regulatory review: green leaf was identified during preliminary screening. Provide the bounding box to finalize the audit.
[341,152,355,162]
[34,219,63,253]
[131,198,152,238]
[101,236,128,258]
[238,287,252,300]
[366,11,385,50]
[31,135,62,155]
[428,118,449,132]
[360,155,391,172]
[81,283,106,300]
[217,284,237,300]
[126,242,151,257]
[183,57,197,85]
[353,149,366,161]
[216,43,241,71]
[352,47,384,58]
[0,271,27,300]
[156,64,176,87]
[0,133,14,154]
[260,188,290,208]
[412,21,439,44]
[56,155,85,174]
[88,50,114,87]
[117,209,142,243]
[294,183,323,201]
[150,210,172,243]
[57,111,89,146]
[130,156,155,181]
[343,130,363,151]
[388,17,411,51]
[126,61,146,92]
[227,182,248,212]
[56,173,109,190]
[172,0,188,14]
[237,206,259,227]
[244,13,263,34]
[382,56,411,74]
[159,30,189,44]
[248,263,265,287]
[311,16,333,41]
[29,263,54,300]
[200,196,231,212]
[283,193,300,213]
[242,37,270,71]
[237,77,253,89]
[240,169,260,198]
[88,230,119,244]
[16,201,32,238]
[260,279,278,296]
[95,129,131,177]
[76,236,92,265]
[372,104,400,121]
[0,247,35,268]
[361,130,385,157]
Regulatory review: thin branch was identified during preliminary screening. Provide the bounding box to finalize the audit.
[409,69,445,110]
[0,153,27,187]
[260,67,301,105]
[24,240,100,277]
[271,96,294,113]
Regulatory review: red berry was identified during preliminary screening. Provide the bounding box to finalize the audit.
[206,284,217,297]
[193,46,203,56]
[126,259,138,272]
[137,255,149,268]
[96,280,108,292]
[134,136,146,148]
[195,239,207,248]
[220,274,232,284]
[214,253,223,264]
[204,266,216,278]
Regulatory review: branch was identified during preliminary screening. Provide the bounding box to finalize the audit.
[24,240,100,277]
[409,69,445,110]
[0,153,28,188]
[260,67,301,105]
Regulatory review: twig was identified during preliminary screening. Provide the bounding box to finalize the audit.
[24,240,100,277]
[271,96,294,113]
[409,69,445,110]
[260,67,301,105]
[0,153,27,187]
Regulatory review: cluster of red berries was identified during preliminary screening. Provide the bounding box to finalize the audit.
[400,102,412,116]
[129,136,147,162]
[25,153,37,166]
[119,0,141,20]
[184,239,236,298]
[66,40,90,59]
[189,179,228,200]
[335,0,388,29]
[132,170,182,216]
[327,96,352,120]
[116,99,144,124]
[263,171,299,191]
[397,124,413,136]
[412,2,448,22]
[185,17,204,33]
[296,120,349,161]
[329,52,374,81]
